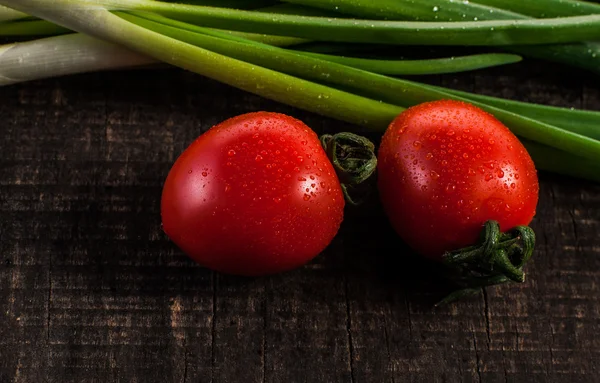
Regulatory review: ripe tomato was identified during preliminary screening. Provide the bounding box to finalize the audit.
[377,100,539,260]
[160,111,345,276]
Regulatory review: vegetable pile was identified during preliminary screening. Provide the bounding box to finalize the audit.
[2,0,599,302]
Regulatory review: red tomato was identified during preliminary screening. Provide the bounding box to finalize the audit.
[160,111,345,276]
[377,100,539,260]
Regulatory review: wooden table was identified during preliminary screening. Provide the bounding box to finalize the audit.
[1,58,599,383]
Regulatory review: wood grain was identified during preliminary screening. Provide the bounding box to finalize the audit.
[1,58,599,383]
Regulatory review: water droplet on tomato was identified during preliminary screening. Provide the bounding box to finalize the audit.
[228,149,236,156]
[489,139,495,145]
[445,184,456,193]
[497,169,505,178]
[441,160,448,166]
[255,155,263,162]
[468,168,476,176]
[463,153,469,159]
[413,141,422,149]
[430,171,440,180]
[426,153,433,160]
[258,140,264,145]
[188,170,193,174]
[202,171,208,177]
[446,130,455,136]
[294,167,300,172]
[421,185,427,191]
[485,174,494,181]
[273,197,281,203]
[242,142,248,147]
[511,183,516,189]
[225,185,231,192]
[303,194,311,201]
[515,174,520,179]
[486,162,495,169]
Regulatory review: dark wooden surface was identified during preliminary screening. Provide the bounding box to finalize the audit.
[1,59,599,383]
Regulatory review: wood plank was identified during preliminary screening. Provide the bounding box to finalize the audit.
[1,60,599,383]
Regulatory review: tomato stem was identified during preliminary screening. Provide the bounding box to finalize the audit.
[439,220,536,304]
[320,132,377,205]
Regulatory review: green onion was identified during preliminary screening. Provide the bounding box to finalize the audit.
[299,51,523,75]
[0,5,27,22]
[282,0,525,21]
[4,0,403,127]
[283,0,600,74]
[419,83,600,141]
[114,1,600,46]
[118,11,600,163]
[469,0,600,18]
[0,19,71,36]
[0,33,154,85]
[522,139,600,183]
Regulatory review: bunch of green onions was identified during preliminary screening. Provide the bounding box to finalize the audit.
[1,0,600,182]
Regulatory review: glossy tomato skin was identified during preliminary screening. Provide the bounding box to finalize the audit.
[377,100,539,260]
[161,112,345,276]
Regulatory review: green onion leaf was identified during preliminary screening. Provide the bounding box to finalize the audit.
[299,51,523,75]
[472,0,600,18]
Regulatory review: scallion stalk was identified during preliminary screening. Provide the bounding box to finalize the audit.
[0,5,27,22]
[283,0,600,74]
[0,33,154,85]
[419,83,600,141]
[2,0,402,127]
[0,19,71,36]
[119,11,600,163]
[111,1,600,46]
[522,139,600,183]
[283,0,524,21]
[299,51,523,75]
[469,0,600,18]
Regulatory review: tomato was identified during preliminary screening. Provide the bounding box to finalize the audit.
[377,100,539,260]
[160,111,345,276]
